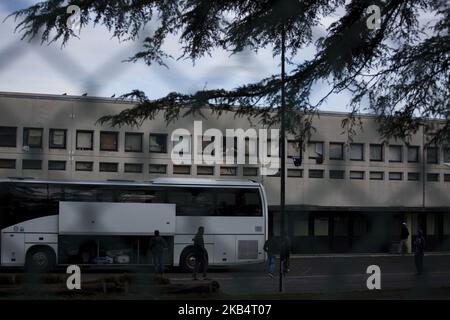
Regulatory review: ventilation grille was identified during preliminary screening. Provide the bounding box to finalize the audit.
[238,240,258,260]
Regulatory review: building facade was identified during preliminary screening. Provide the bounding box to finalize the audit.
[0,92,449,253]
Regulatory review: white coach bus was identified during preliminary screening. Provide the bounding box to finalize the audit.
[0,177,268,272]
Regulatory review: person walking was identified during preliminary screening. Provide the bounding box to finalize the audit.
[192,226,208,280]
[280,236,291,275]
[148,230,167,275]
[399,222,410,254]
[264,237,278,278]
[414,230,426,275]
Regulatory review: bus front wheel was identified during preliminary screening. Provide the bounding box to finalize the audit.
[25,246,56,273]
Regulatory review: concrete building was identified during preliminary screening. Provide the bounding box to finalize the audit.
[0,91,449,253]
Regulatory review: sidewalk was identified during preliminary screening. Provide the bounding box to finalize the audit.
[290,251,450,258]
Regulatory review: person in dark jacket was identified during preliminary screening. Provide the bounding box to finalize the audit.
[192,226,208,280]
[399,222,410,254]
[414,230,426,275]
[149,230,167,275]
[263,237,279,278]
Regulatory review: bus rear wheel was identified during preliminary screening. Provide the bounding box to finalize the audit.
[25,247,56,273]
[180,246,197,273]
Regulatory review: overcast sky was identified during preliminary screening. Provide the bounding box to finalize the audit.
[0,1,354,112]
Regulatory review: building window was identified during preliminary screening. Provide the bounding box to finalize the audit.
[444,174,450,182]
[124,163,143,173]
[49,129,67,149]
[444,147,450,164]
[149,134,168,153]
[388,145,403,162]
[0,159,15,169]
[349,171,364,180]
[329,170,345,179]
[308,142,324,161]
[309,169,324,179]
[369,144,383,161]
[75,161,93,171]
[243,167,258,176]
[48,160,66,171]
[370,171,384,180]
[0,127,17,147]
[125,133,143,152]
[99,162,118,172]
[197,166,214,175]
[173,165,191,175]
[23,128,43,148]
[426,147,439,164]
[389,172,403,180]
[427,173,439,182]
[287,169,302,178]
[407,146,420,163]
[76,130,94,150]
[100,131,119,151]
[350,143,364,161]
[149,164,167,174]
[408,172,420,181]
[22,159,42,170]
[220,166,237,176]
[329,143,344,160]
[287,140,301,158]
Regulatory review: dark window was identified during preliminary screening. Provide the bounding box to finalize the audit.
[444,174,450,182]
[243,167,258,176]
[427,173,439,182]
[149,164,167,174]
[49,129,67,149]
[287,169,302,178]
[329,143,344,160]
[389,172,403,180]
[99,162,118,172]
[370,171,384,180]
[149,134,167,153]
[100,131,118,151]
[350,143,364,161]
[48,160,66,171]
[76,130,94,150]
[197,166,214,175]
[408,172,420,181]
[370,144,383,161]
[22,159,42,170]
[75,161,93,171]
[389,145,403,162]
[215,189,262,216]
[220,166,237,176]
[173,165,191,175]
[444,147,450,163]
[349,171,364,180]
[124,163,143,173]
[426,147,439,164]
[407,146,420,163]
[125,133,143,152]
[309,169,324,178]
[0,159,15,169]
[329,170,345,179]
[0,127,17,147]
[23,128,43,148]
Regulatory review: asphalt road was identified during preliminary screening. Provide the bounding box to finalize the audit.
[1,254,450,299]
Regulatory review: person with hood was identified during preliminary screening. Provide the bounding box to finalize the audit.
[192,226,208,280]
[414,230,426,275]
[399,222,410,254]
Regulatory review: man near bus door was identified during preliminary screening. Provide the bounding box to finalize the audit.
[149,230,167,275]
[264,237,278,278]
[399,222,410,254]
[192,226,208,280]
[414,230,426,275]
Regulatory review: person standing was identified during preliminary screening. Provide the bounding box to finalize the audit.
[399,222,410,254]
[192,226,208,280]
[280,236,291,275]
[264,237,278,278]
[149,230,167,275]
[414,230,426,275]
